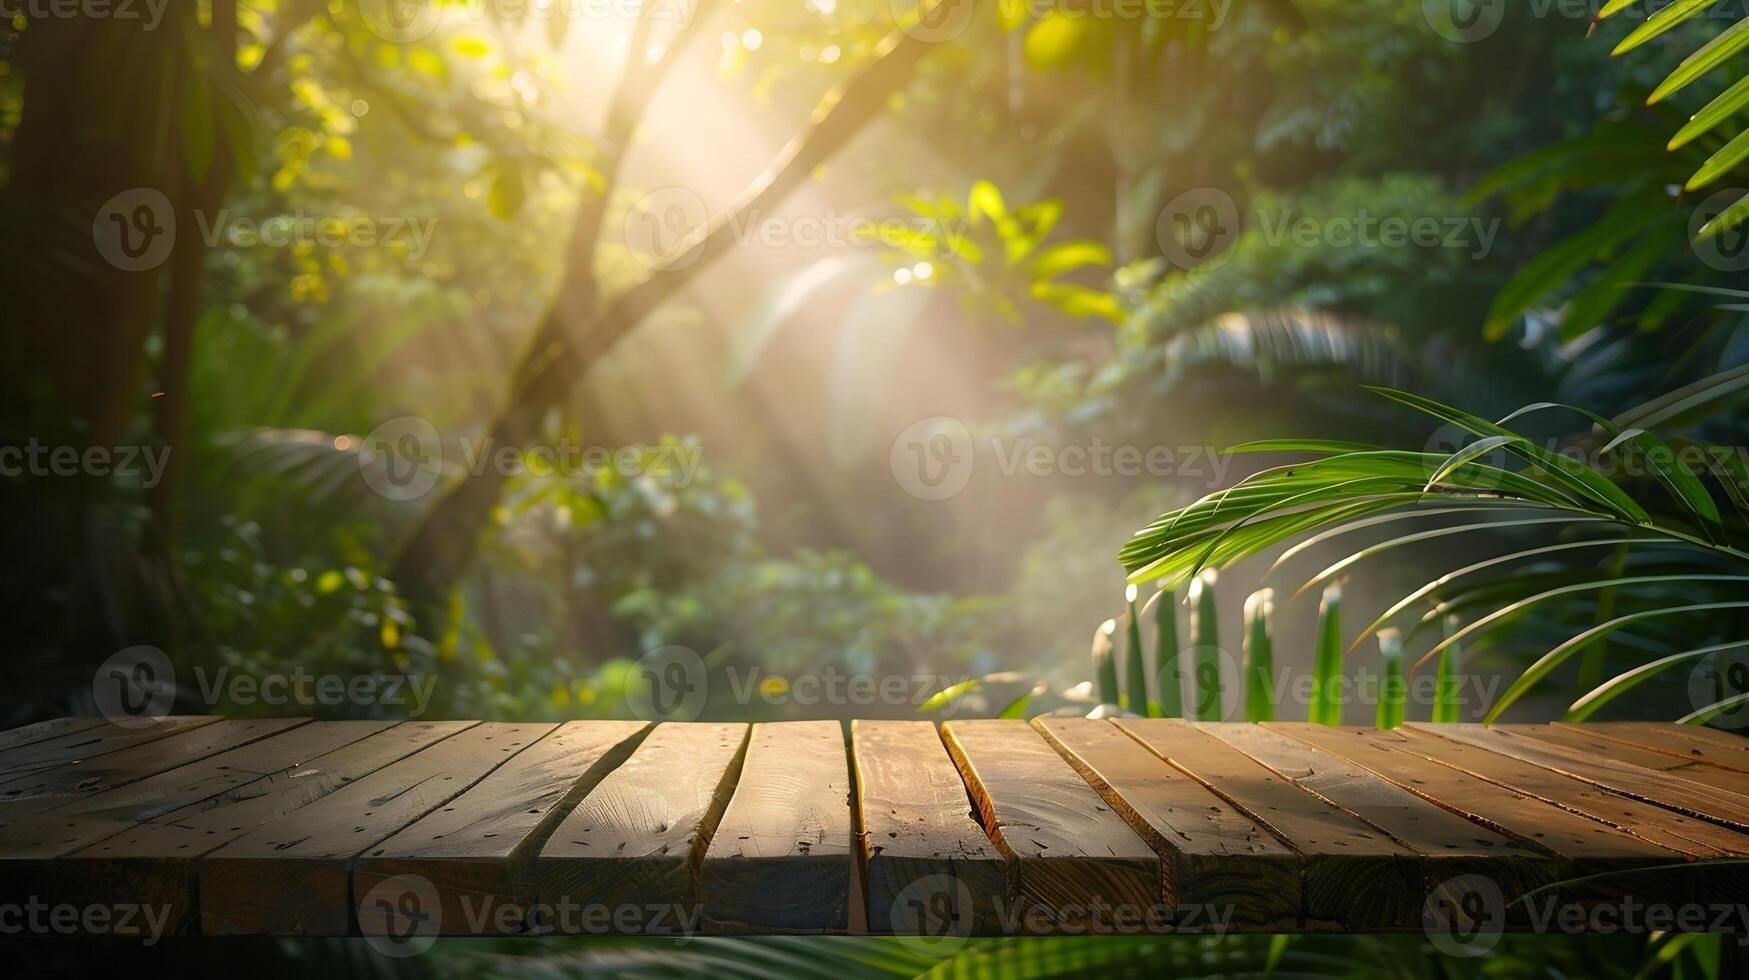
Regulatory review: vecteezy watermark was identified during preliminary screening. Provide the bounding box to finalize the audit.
[1425,0,1749,44]
[359,872,703,952]
[1690,187,1749,273]
[1422,424,1749,490]
[0,439,171,488]
[890,0,1230,42]
[0,0,171,29]
[356,0,698,44]
[624,646,976,722]
[886,874,1233,954]
[355,416,706,501]
[888,417,1238,501]
[1424,874,1749,956]
[0,897,173,945]
[1154,188,1501,271]
[619,187,975,270]
[360,874,442,957]
[92,189,437,272]
[1689,645,1749,730]
[92,649,439,722]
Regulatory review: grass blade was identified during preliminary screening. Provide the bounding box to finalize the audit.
[1122,585,1145,713]
[1153,587,1179,718]
[1310,583,1344,725]
[1431,616,1463,723]
[1092,618,1121,707]
[1376,628,1405,729]
[1189,569,1222,721]
[1244,588,1275,722]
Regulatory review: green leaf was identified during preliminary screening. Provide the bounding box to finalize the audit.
[1613,0,1722,55]
[1566,641,1748,721]
[1696,189,1749,241]
[1600,427,1723,530]
[1484,595,1749,721]
[1023,12,1086,71]
[1366,386,1652,522]
[1030,239,1112,280]
[1224,439,1388,455]
[1681,692,1749,724]
[487,165,526,220]
[1647,18,1749,105]
[968,180,1006,225]
[1686,125,1749,190]
[1296,515,1607,599]
[1597,0,1642,18]
[1482,196,1669,339]
[1668,74,1749,150]
[1122,591,1145,713]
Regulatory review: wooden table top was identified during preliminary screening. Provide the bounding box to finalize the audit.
[0,715,1745,940]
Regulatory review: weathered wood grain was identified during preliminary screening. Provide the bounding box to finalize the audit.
[1034,717,1297,929]
[1409,723,1749,833]
[1517,723,1749,796]
[1198,722,1556,914]
[199,722,552,935]
[0,718,307,817]
[700,721,853,933]
[536,722,746,936]
[1117,719,1419,930]
[942,719,1158,933]
[1582,722,1749,764]
[47,721,471,934]
[354,720,648,936]
[852,720,1005,934]
[0,716,223,783]
[0,716,111,755]
[1274,724,1699,909]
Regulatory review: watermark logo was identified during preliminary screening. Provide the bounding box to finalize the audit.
[890,416,976,500]
[1156,187,1240,272]
[360,873,442,957]
[357,0,444,43]
[1689,647,1749,730]
[892,0,976,42]
[627,645,709,722]
[889,874,974,956]
[1424,874,1506,956]
[0,897,173,944]
[359,416,443,500]
[91,645,176,727]
[1691,188,1749,273]
[93,188,175,272]
[1423,0,1507,43]
[623,187,708,270]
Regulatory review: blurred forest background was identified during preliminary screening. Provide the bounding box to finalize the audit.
[5,0,1749,975]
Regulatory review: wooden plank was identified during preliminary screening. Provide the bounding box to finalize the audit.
[700,721,853,933]
[1034,718,1298,929]
[0,716,222,781]
[0,716,111,754]
[0,721,394,857]
[53,721,470,935]
[354,720,648,936]
[1116,719,1418,930]
[1557,722,1749,776]
[942,719,1157,932]
[1521,724,1749,795]
[852,720,1005,935]
[1197,722,1556,910]
[1273,724,1698,908]
[0,718,307,816]
[199,722,553,935]
[536,723,745,936]
[1409,723,1749,833]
